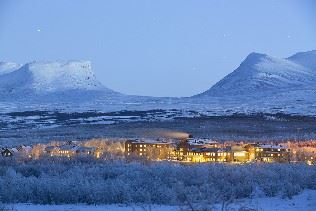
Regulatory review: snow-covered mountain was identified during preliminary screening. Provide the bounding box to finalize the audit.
[199,51,316,96]
[287,50,316,70]
[0,60,118,99]
[0,62,22,76]
[1,50,316,116]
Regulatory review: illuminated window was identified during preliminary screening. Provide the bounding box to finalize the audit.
[140,153,142,156]
[140,145,143,147]
[140,149,143,151]
[234,152,246,157]
[144,145,146,147]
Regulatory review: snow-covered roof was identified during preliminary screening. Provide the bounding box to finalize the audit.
[58,145,78,151]
[127,139,172,145]
[258,144,288,149]
[191,147,229,153]
[187,138,218,146]
[76,146,95,151]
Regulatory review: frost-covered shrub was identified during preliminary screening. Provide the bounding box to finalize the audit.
[0,158,315,205]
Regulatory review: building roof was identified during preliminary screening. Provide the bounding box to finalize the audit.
[258,144,288,149]
[187,138,218,146]
[58,145,78,151]
[76,146,95,151]
[127,139,172,145]
[191,147,229,153]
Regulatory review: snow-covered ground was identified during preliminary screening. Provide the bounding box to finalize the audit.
[6,189,316,211]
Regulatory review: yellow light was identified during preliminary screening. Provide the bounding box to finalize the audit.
[234,152,246,157]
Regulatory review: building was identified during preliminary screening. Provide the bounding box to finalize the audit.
[186,138,219,149]
[1,148,14,157]
[174,138,219,161]
[125,139,174,160]
[186,147,232,163]
[230,145,250,163]
[247,143,290,163]
[75,146,96,156]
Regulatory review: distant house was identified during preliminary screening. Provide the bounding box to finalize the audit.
[75,146,96,156]
[57,145,78,157]
[1,148,14,157]
[17,145,32,153]
[45,146,57,154]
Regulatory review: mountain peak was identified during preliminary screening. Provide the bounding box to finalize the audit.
[246,52,268,59]
[237,52,273,70]
[0,60,118,98]
[0,62,22,76]
[198,51,316,96]
[20,60,104,93]
[287,50,316,70]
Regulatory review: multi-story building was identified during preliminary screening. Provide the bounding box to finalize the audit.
[246,143,290,163]
[186,147,232,163]
[125,139,174,160]
[230,145,250,163]
[174,138,219,161]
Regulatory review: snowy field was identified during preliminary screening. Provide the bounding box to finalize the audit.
[5,190,316,211]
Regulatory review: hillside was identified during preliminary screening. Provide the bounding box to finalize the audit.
[0,62,21,76]
[0,60,120,101]
[199,51,316,96]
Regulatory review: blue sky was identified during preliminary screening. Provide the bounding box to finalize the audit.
[0,0,315,97]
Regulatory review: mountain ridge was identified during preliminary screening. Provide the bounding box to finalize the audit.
[1,50,316,115]
[198,50,316,97]
[0,60,119,98]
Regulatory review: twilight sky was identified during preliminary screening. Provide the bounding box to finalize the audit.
[0,0,315,97]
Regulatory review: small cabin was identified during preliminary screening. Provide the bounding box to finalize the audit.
[1,148,14,157]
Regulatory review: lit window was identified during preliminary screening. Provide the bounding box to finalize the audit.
[140,153,142,156]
